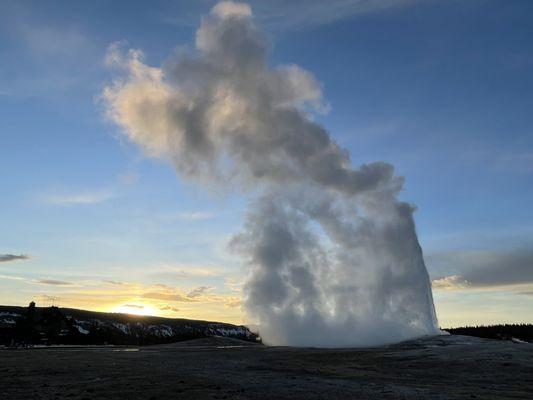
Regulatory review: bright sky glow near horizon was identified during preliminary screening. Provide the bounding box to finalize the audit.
[1,0,532,328]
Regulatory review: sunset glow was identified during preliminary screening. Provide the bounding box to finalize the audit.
[113,304,159,316]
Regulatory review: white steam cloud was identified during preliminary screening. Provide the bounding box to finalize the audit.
[102,1,440,347]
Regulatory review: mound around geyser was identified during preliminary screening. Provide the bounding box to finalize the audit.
[102,1,441,347]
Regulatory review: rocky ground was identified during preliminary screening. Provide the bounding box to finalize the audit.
[1,335,532,399]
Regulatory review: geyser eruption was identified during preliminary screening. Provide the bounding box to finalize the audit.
[102,1,440,347]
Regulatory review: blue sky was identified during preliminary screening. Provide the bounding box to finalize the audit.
[1,0,532,326]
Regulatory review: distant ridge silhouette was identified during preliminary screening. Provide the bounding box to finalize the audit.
[0,303,258,346]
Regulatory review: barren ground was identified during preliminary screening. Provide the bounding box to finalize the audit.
[1,335,532,399]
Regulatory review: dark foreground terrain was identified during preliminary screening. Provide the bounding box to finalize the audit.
[0,305,257,346]
[1,335,532,399]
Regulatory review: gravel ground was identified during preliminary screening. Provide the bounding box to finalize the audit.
[1,335,532,399]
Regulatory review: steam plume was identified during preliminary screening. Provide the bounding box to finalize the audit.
[102,1,440,347]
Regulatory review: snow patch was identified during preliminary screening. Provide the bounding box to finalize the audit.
[75,325,89,335]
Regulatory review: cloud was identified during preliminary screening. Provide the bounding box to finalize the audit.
[140,285,220,303]
[187,286,214,298]
[42,191,113,205]
[141,292,197,302]
[0,2,98,100]
[0,274,26,281]
[123,304,144,309]
[223,297,243,308]
[151,283,174,290]
[428,247,533,289]
[432,275,470,290]
[162,0,420,31]
[22,25,87,57]
[256,0,419,30]
[163,212,215,221]
[0,254,30,263]
[459,147,533,175]
[159,305,180,312]
[103,280,127,286]
[32,279,75,286]
[147,265,228,281]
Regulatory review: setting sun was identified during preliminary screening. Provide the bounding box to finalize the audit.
[113,304,159,316]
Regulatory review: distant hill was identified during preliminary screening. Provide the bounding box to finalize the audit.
[0,303,259,346]
[4,304,528,347]
[445,324,533,343]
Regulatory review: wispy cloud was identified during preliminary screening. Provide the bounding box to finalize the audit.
[162,0,421,31]
[147,264,227,281]
[187,286,214,298]
[159,305,180,312]
[21,25,87,57]
[0,273,77,286]
[223,297,243,308]
[257,0,420,30]
[0,2,97,99]
[0,254,30,263]
[160,211,215,221]
[141,292,198,302]
[31,279,76,286]
[42,190,114,205]
[151,283,174,290]
[0,274,26,281]
[122,304,144,309]
[141,284,218,303]
[102,279,139,287]
[459,148,533,175]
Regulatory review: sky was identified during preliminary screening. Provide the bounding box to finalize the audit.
[1,0,532,327]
